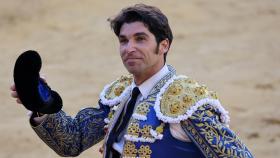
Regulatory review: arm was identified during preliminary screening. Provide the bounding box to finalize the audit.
[31,101,109,157]
[180,104,254,158]
[10,66,111,157]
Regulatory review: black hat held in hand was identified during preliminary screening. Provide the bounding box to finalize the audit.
[13,50,63,114]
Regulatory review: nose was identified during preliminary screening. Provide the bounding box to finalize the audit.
[124,40,136,54]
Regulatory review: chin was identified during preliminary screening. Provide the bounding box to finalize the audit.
[126,68,137,74]
[125,66,139,75]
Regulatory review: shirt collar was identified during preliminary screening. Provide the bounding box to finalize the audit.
[131,64,169,99]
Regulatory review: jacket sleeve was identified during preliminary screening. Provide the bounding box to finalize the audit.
[180,104,254,158]
[31,101,110,157]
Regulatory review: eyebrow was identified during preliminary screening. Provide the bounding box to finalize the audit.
[134,32,149,37]
[119,32,149,39]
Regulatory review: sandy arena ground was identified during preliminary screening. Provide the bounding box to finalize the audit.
[1,0,280,157]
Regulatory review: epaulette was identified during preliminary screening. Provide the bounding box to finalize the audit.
[99,75,133,107]
[154,75,230,125]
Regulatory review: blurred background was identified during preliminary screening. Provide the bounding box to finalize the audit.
[1,0,279,157]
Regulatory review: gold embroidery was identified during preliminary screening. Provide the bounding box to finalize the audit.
[170,100,182,114]
[127,123,141,137]
[141,125,152,138]
[182,104,253,158]
[138,145,152,158]
[194,86,205,95]
[167,82,183,95]
[105,75,133,99]
[209,91,218,99]
[114,84,125,96]
[160,78,218,118]
[184,78,198,84]
[193,86,208,98]
[123,141,137,157]
[123,142,152,158]
[155,123,165,134]
[182,95,195,108]
[135,102,150,116]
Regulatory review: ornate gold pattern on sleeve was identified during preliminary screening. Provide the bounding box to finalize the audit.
[181,104,254,158]
[32,108,106,157]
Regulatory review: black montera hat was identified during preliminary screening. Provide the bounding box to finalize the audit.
[13,50,63,114]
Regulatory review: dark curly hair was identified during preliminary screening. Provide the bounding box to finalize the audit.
[109,4,173,62]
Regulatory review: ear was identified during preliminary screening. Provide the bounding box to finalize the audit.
[159,39,170,55]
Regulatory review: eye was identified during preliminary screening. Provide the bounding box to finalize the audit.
[135,36,145,42]
[119,38,128,44]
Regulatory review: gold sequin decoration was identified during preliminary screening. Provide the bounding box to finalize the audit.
[123,141,137,157]
[127,123,140,137]
[114,84,125,96]
[170,100,182,114]
[105,75,133,99]
[182,95,195,108]
[167,83,183,95]
[123,142,152,158]
[135,102,150,116]
[209,91,218,99]
[141,125,152,138]
[184,78,198,85]
[138,145,152,158]
[193,86,208,98]
[155,123,165,134]
[160,77,218,118]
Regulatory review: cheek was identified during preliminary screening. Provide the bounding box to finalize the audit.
[119,47,125,58]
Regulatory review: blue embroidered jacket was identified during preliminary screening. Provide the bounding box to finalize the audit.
[31,66,254,158]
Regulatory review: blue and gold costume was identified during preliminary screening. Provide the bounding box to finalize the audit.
[31,66,253,158]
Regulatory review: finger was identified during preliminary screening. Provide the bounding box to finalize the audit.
[11,91,18,98]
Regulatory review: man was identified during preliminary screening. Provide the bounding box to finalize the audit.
[11,4,254,158]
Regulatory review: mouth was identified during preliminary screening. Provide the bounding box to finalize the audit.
[124,57,141,62]
[124,57,142,67]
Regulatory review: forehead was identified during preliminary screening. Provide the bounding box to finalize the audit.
[119,21,153,37]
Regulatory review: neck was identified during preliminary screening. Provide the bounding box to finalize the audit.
[133,63,164,86]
